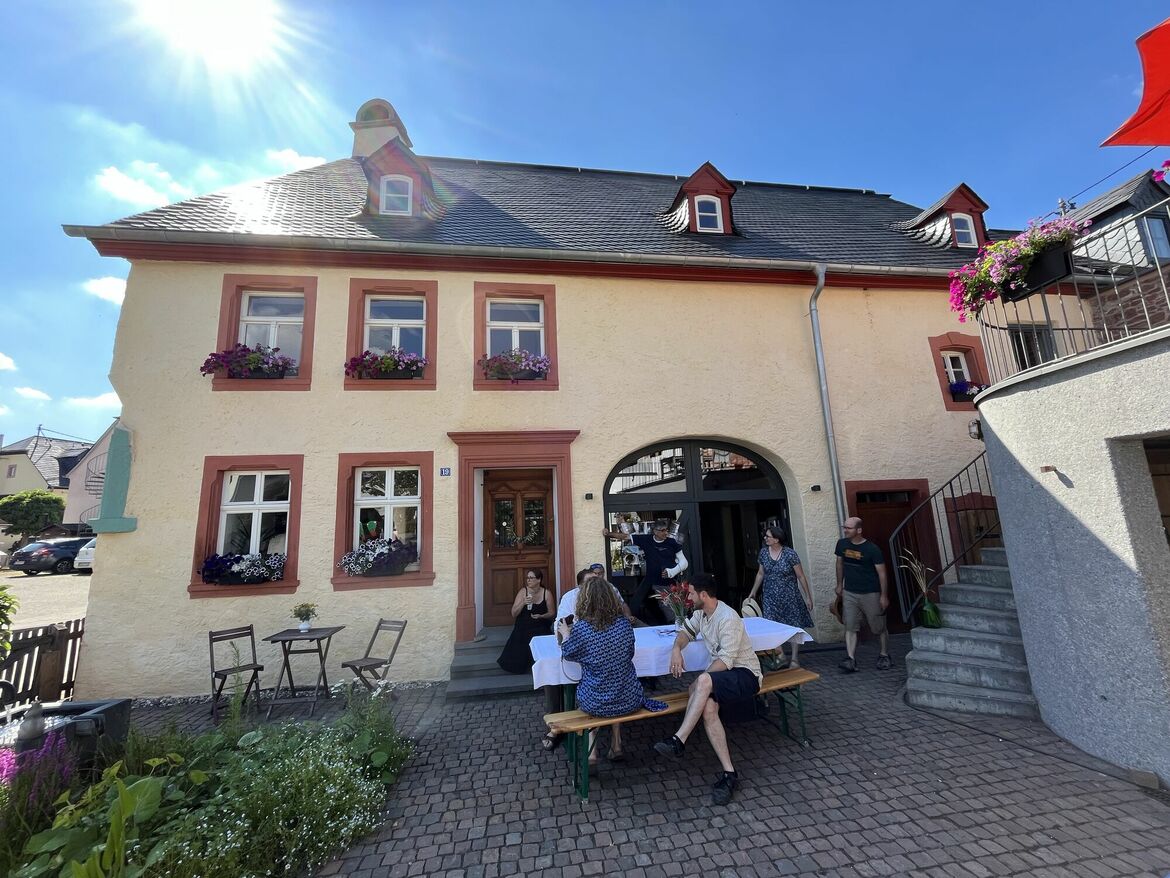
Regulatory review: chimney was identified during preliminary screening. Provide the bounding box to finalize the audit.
[350,99,414,159]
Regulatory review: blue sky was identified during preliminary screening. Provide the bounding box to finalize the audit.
[0,0,1166,445]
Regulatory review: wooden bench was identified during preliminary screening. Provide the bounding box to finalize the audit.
[544,667,819,801]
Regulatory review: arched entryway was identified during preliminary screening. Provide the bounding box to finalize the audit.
[602,440,789,611]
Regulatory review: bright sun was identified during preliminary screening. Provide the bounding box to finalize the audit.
[131,0,285,74]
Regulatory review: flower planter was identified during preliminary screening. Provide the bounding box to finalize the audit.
[364,552,415,577]
[485,369,548,381]
[205,572,274,586]
[950,391,977,403]
[244,368,288,379]
[1002,244,1073,301]
[371,367,424,380]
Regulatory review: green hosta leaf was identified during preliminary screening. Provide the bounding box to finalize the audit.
[237,730,263,748]
[125,777,163,823]
[143,758,167,769]
[188,769,210,785]
[370,751,389,767]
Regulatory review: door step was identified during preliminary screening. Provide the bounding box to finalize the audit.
[906,677,1040,720]
[911,626,1027,664]
[956,564,1013,588]
[905,649,1032,693]
[445,673,537,701]
[936,604,1021,637]
[939,583,1016,612]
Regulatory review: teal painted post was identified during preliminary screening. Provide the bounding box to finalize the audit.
[90,426,137,534]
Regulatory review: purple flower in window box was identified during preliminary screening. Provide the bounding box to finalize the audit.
[344,348,429,379]
[476,349,551,382]
[200,344,295,379]
[948,380,987,399]
[201,552,286,584]
[338,537,417,577]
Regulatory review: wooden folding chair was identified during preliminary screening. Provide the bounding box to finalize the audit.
[341,619,407,694]
[208,624,264,720]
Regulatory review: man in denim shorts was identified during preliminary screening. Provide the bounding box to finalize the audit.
[834,517,891,673]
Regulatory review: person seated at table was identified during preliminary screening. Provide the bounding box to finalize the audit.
[556,577,667,767]
[554,564,635,632]
[498,569,556,674]
[652,572,762,806]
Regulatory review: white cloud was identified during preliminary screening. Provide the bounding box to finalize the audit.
[64,392,121,410]
[265,148,326,172]
[0,405,9,416]
[95,166,169,208]
[0,352,14,371]
[14,387,51,401]
[82,277,127,305]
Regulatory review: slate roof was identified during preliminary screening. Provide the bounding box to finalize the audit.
[1069,170,1170,223]
[0,436,93,489]
[70,157,1006,272]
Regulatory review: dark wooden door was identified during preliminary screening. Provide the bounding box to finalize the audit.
[853,490,920,635]
[483,470,554,628]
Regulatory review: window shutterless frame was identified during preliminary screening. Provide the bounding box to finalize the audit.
[364,295,426,356]
[238,291,306,371]
[486,298,545,356]
[694,195,724,233]
[940,350,971,384]
[379,175,413,216]
[353,467,422,572]
[216,470,291,555]
[951,213,977,248]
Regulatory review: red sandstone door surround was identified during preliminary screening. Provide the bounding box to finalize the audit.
[448,431,579,641]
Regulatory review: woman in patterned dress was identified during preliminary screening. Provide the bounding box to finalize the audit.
[557,577,666,766]
[748,526,814,668]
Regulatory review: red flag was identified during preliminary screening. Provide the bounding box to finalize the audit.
[1103,17,1170,146]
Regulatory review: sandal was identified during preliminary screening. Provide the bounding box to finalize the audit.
[607,748,626,762]
[541,731,561,752]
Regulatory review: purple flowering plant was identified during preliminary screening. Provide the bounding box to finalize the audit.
[948,380,988,397]
[1153,160,1170,183]
[0,732,76,866]
[949,216,1090,322]
[200,552,285,583]
[476,348,552,382]
[344,348,429,378]
[199,343,295,378]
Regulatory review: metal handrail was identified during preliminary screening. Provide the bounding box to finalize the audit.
[887,451,999,623]
[977,195,1170,385]
[84,452,107,496]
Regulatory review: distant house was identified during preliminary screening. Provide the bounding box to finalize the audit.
[62,421,120,534]
[0,435,93,497]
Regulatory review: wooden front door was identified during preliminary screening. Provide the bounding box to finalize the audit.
[853,489,923,635]
[483,469,554,628]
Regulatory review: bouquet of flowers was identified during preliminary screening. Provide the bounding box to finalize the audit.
[652,580,693,625]
[200,343,295,378]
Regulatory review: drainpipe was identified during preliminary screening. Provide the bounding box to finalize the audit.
[808,263,847,526]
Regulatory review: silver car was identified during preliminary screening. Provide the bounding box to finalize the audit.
[74,538,96,574]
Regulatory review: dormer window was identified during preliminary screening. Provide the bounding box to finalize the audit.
[695,196,723,233]
[952,213,977,248]
[379,175,413,216]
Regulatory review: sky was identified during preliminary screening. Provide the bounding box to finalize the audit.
[0,0,1166,446]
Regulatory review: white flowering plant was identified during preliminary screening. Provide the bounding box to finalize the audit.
[200,552,285,584]
[337,537,417,577]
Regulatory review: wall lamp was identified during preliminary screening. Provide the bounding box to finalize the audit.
[968,419,983,441]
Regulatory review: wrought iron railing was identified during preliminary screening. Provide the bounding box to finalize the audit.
[977,196,1170,385]
[887,452,999,623]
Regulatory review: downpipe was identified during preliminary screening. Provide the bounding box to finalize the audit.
[808,263,847,527]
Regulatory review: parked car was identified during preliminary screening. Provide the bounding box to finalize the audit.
[8,538,92,575]
[74,538,96,574]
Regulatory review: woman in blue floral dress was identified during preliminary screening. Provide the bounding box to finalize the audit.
[558,577,666,766]
[748,526,814,668]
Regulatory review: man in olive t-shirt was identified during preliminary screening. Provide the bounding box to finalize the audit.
[834,516,890,673]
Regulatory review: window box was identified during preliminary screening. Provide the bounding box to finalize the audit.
[476,350,551,383]
[473,282,559,391]
[212,275,317,391]
[201,344,295,380]
[339,538,418,577]
[200,552,287,586]
[1019,243,1074,297]
[345,280,438,391]
[344,348,429,381]
[373,367,423,380]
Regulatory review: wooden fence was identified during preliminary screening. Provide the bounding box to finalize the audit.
[1,618,85,708]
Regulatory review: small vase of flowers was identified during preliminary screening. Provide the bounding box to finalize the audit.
[652,580,694,629]
[292,602,318,633]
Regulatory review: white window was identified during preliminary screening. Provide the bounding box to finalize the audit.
[1148,218,1170,261]
[5,464,16,478]
[238,292,304,372]
[354,467,421,570]
[379,175,413,216]
[487,299,544,356]
[952,213,977,248]
[218,470,290,555]
[695,196,723,233]
[365,296,425,356]
[940,350,971,384]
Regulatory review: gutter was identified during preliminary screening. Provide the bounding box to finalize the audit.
[808,263,847,527]
[60,224,955,279]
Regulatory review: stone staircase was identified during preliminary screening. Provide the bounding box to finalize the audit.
[905,547,1039,719]
[445,627,537,701]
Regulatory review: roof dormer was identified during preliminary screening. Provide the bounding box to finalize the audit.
[351,98,440,220]
[893,183,989,249]
[661,161,737,235]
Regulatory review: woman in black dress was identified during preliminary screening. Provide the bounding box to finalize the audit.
[497,569,555,674]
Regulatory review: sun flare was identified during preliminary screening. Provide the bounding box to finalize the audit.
[131,0,285,74]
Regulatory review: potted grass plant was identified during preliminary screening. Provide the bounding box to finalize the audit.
[900,550,941,629]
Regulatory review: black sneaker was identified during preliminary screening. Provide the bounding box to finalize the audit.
[653,735,685,759]
[876,654,892,671]
[712,772,738,805]
[838,656,858,673]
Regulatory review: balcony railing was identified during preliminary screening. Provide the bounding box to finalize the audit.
[977,196,1170,385]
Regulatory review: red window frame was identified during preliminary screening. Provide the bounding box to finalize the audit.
[473,281,559,391]
[343,279,439,391]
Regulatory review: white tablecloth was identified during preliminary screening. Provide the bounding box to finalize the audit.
[529,617,812,689]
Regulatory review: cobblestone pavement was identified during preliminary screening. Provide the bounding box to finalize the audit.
[130,637,1170,878]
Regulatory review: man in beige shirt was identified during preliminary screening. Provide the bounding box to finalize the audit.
[653,572,762,805]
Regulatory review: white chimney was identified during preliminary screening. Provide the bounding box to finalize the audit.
[350,98,413,159]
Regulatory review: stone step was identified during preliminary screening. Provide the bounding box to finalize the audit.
[906,677,1040,720]
[911,626,1027,664]
[444,673,537,701]
[453,627,511,652]
[939,583,1016,612]
[936,604,1021,637]
[449,651,510,679]
[905,649,1032,694]
[957,564,1013,589]
[979,547,1008,567]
